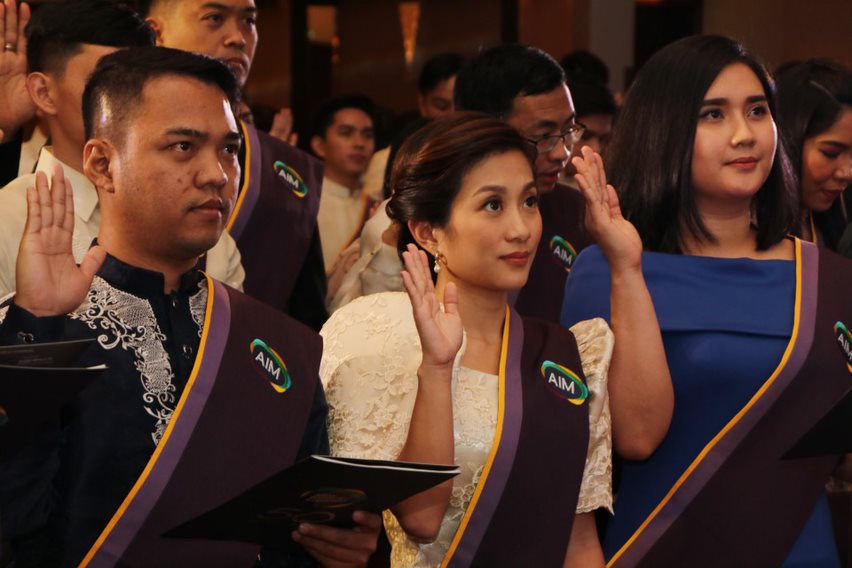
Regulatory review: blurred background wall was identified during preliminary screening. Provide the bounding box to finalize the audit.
[242,0,852,141]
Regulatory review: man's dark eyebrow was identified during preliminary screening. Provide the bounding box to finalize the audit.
[200,2,258,14]
[701,95,767,106]
[532,113,578,133]
[225,131,241,141]
[166,128,208,139]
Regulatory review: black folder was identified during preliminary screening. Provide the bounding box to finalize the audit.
[0,339,104,454]
[784,387,852,459]
[165,455,460,544]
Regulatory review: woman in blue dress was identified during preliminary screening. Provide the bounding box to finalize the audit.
[562,35,852,567]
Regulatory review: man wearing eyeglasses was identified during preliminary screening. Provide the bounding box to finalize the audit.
[454,44,593,323]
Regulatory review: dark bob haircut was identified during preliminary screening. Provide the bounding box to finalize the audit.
[418,52,464,95]
[605,35,798,253]
[26,0,155,76]
[454,44,566,120]
[82,46,241,144]
[386,112,536,262]
[776,59,852,249]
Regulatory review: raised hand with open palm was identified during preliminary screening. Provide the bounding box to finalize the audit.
[14,166,105,316]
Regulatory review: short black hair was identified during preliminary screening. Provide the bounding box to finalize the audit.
[83,46,241,144]
[776,59,852,248]
[134,0,172,18]
[454,44,566,119]
[26,0,155,76]
[418,52,463,95]
[567,76,616,119]
[605,35,798,253]
[561,50,610,86]
[311,94,376,140]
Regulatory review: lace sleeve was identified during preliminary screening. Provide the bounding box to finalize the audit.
[571,317,614,514]
[320,292,422,461]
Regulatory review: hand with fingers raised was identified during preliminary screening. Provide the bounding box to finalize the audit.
[14,165,106,317]
[269,107,299,147]
[401,243,463,371]
[571,145,643,272]
[0,0,36,143]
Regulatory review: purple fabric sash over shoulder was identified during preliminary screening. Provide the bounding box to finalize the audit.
[81,278,322,567]
[609,240,852,568]
[444,308,590,567]
[227,121,324,311]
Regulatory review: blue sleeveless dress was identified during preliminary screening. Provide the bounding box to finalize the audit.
[561,245,839,567]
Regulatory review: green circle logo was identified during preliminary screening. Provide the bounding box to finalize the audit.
[549,235,577,272]
[250,338,292,393]
[540,360,588,405]
[273,161,308,198]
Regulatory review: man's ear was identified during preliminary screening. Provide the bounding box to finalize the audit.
[145,16,166,46]
[26,72,57,117]
[408,220,441,255]
[83,139,116,195]
[310,135,326,159]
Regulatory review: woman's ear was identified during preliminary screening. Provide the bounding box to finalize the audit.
[408,220,440,255]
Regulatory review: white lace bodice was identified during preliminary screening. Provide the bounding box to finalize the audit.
[320,292,613,567]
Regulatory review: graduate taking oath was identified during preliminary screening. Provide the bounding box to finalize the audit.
[139,0,328,331]
[0,46,379,568]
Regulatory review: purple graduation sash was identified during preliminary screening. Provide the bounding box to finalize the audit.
[441,307,590,567]
[79,277,322,567]
[227,122,324,311]
[514,183,591,323]
[608,240,852,568]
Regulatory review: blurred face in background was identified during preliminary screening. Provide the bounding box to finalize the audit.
[418,75,456,118]
[312,108,375,186]
[799,107,852,212]
[147,0,258,87]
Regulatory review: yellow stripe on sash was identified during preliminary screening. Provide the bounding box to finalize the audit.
[441,306,511,567]
[80,275,218,567]
[226,120,252,232]
[608,238,804,567]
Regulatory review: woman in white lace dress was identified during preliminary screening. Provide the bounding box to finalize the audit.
[320,114,664,567]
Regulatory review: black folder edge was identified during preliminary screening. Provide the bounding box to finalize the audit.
[164,455,460,544]
[0,338,97,367]
[1,339,106,454]
[784,387,852,459]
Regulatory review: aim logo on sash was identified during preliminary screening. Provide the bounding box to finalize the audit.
[250,338,293,393]
[549,235,577,272]
[834,321,852,374]
[0,406,8,427]
[541,360,588,405]
[273,161,309,198]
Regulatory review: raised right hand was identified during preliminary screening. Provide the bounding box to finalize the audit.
[269,107,299,147]
[401,243,463,370]
[572,146,643,272]
[14,166,105,316]
[0,0,36,143]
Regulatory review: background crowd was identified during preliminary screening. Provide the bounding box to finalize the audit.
[0,0,850,567]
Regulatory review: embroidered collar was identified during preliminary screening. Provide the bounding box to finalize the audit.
[96,250,202,298]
